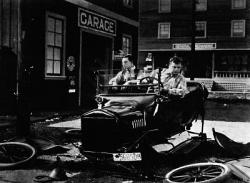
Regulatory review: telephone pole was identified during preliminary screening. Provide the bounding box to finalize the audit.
[190,0,196,80]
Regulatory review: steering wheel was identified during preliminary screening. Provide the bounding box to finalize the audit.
[139,76,155,84]
[139,76,163,93]
[139,76,163,86]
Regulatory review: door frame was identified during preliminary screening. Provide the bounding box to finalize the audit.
[78,29,114,106]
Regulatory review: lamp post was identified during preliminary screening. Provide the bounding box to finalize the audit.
[16,1,32,137]
[190,0,196,80]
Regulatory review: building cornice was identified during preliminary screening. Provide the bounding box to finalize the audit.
[65,0,139,27]
[139,48,250,51]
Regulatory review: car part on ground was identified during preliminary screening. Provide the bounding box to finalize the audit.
[212,128,248,157]
[0,141,36,168]
[164,162,231,183]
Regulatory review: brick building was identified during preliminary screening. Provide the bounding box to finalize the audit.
[139,0,250,86]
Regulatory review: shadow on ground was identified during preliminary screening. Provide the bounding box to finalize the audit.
[204,100,250,122]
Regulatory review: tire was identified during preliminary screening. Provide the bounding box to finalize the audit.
[0,142,36,168]
[165,162,231,183]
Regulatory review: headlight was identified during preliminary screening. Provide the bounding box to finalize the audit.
[95,96,103,103]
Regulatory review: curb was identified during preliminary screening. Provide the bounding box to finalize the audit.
[208,91,250,101]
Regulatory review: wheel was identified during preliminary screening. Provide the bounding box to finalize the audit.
[139,76,163,93]
[139,76,161,85]
[0,142,36,168]
[165,162,231,183]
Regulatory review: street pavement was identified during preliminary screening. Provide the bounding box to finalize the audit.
[49,118,250,144]
[0,117,249,182]
[191,120,250,144]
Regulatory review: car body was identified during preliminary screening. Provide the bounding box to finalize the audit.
[80,72,208,164]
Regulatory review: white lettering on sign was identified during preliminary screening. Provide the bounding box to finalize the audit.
[78,8,116,36]
[172,43,216,50]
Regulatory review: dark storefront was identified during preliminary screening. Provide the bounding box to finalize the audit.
[18,0,139,110]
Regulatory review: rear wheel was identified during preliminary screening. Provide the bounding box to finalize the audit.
[0,142,36,168]
[165,162,231,183]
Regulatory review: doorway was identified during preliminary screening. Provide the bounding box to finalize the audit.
[81,31,113,108]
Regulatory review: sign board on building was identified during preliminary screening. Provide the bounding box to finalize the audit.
[78,8,116,36]
[172,43,216,50]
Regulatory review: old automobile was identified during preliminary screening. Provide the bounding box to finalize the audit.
[79,69,231,182]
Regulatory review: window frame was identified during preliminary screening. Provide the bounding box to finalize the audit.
[158,0,171,13]
[231,20,246,38]
[231,0,246,9]
[195,21,207,38]
[122,34,132,55]
[158,22,171,39]
[123,0,133,8]
[45,11,66,79]
[195,0,207,11]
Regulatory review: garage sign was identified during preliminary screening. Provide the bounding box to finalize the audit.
[78,8,116,36]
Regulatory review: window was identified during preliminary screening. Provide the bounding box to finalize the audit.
[232,0,246,9]
[231,20,245,37]
[195,0,207,11]
[123,0,133,8]
[122,35,132,55]
[45,12,66,78]
[158,23,170,39]
[159,0,171,13]
[195,21,206,38]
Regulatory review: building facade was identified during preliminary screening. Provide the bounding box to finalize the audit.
[0,0,21,113]
[139,0,250,81]
[0,0,139,112]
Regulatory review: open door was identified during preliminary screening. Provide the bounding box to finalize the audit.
[81,32,113,108]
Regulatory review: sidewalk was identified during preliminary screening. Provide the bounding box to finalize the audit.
[0,92,249,131]
[0,108,87,127]
[49,118,250,144]
[0,108,248,182]
[208,91,250,100]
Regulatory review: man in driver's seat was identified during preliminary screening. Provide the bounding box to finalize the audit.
[109,54,136,85]
[151,56,187,97]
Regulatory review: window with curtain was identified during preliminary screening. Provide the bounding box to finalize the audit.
[159,0,171,13]
[195,21,206,38]
[232,0,246,9]
[123,0,133,8]
[45,12,66,77]
[158,22,170,39]
[122,35,132,55]
[231,20,245,37]
[195,0,207,11]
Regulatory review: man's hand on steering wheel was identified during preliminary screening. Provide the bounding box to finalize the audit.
[139,76,163,86]
[139,76,163,93]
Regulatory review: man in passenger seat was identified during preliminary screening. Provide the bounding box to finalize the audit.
[151,56,188,97]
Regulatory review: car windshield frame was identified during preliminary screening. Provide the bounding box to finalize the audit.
[95,69,162,95]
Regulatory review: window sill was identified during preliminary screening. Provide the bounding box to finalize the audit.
[231,36,245,38]
[45,76,67,80]
[123,4,133,9]
[157,37,170,39]
[158,11,171,13]
[232,7,246,10]
[195,36,206,39]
